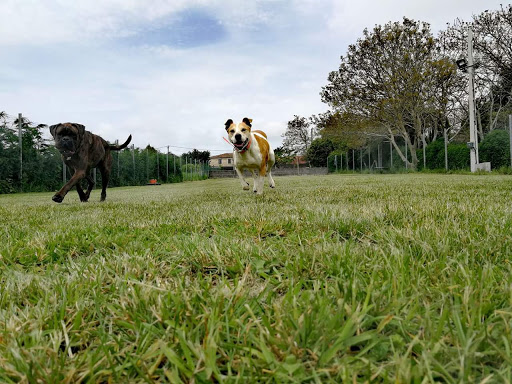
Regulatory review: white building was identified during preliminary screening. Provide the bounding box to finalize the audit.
[209,153,233,168]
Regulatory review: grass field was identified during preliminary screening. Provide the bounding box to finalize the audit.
[1,174,512,383]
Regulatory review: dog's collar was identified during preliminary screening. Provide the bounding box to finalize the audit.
[223,136,252,153]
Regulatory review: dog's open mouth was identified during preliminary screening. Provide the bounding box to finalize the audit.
[60,149,75,157]
[233,139,249,150]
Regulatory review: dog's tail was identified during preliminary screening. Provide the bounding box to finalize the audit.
[109,135,132,151]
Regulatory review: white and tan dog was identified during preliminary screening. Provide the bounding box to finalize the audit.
[225,117,275,195]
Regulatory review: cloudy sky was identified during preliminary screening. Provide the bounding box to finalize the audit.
[0,0,502,155]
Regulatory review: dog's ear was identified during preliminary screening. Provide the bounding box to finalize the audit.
[242,117,252,127]
[225,119,233,131]
[49,124,60,138]
[72,123,85,136]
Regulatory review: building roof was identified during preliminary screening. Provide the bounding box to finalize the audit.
[210,152,233,159]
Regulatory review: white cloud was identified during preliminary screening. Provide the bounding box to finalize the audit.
[0,0,506,155]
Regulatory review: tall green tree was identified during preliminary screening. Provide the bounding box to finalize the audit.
[306,138,336,167]
[181,149,210,163]
[321,18,458,169]
[282,115,314,155]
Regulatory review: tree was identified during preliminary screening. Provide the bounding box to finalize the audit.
[321,18,458,169]
[0,113,64,193]
[273,146,294,165]
[282,115,314,155]
[0,112,18,193]
[315,110,375,150]
[479,129,510,168]
[181,149,210,163]
[306,138,336,167]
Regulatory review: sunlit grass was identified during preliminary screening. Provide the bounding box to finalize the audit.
[1,174,512,382]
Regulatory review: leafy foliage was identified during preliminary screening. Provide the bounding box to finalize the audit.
[0,112,209,194]
[479,129,511,168]
[306,138,336,166]
[417,138,470,170]
[281,115,313,155]
[321,18,458,169]
[181,149,210,163]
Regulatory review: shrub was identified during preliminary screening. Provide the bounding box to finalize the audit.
[419,139,469,170]
[306,138,336,167]
[479,129,510,169]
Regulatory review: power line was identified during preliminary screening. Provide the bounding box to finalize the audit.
[154,144,230,153]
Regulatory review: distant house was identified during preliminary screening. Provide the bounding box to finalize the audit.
[209,152,233,168]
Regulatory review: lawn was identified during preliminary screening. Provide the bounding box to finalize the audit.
[1,174,512,383]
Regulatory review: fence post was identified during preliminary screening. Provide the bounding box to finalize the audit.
[422,133,426,169]
[167,146,169,181]
[18,113,22,191]
[146,147,149,181]
[116,140,120,180]
[509,115,512,169]
[444,127,448,171]
[132,144,135,183]
[157,150,160,180]
[390,140,393,169]
[378,142,382,168]
[405,140,408,170]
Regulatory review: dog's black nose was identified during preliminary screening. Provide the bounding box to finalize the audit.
[235,134,241,141]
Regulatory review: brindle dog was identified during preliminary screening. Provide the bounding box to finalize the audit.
[49,122,131,203]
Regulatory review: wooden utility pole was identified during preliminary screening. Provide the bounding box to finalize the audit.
[468,28,479,172]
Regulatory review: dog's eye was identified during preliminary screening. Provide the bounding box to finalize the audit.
[230,129,235,133]
[241,128,246,132]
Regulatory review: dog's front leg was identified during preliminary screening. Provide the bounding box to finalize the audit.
[235,167,250,190]
[251,170,258,193]
[254,175,265,195]
[254,165,267,195]
[76,183,88,202]
[52,169,86,203]
[83,173,95,201]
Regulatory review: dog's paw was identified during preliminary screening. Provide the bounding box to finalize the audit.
[52,194,64,203]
